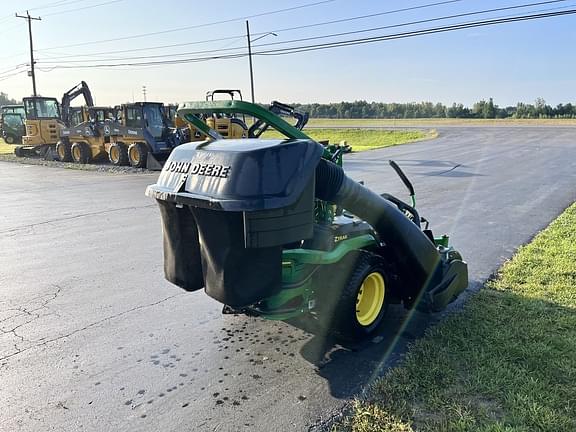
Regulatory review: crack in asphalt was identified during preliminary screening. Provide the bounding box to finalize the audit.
[0,285,64,354]
[0,293,183,362]
[436,163,462,175]
[0,204,156,235]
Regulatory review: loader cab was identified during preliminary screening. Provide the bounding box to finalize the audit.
[88,106,115,123]
[22,97,63,146]
[1,104,25,117]
[24,97,60,120]
[69,106,115,127]
[1,112,25,144]
[122,102,168,140]
[69,107,84,126]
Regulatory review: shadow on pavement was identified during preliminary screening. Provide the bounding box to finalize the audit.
[284,305,435,399]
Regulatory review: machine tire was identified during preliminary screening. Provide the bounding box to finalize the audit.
[14,146,24,157]
[4,135,15,144]
[56,140,72,162]
[108,142,128,166]
[332,251,389,341]
[128,142,148,168]
[71,142,91,164]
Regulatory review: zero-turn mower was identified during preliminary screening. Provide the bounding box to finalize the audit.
[146,100,468,340]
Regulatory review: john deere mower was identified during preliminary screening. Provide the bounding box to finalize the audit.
[146,100,468,340]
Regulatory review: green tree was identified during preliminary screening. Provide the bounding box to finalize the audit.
[0,92,19,106]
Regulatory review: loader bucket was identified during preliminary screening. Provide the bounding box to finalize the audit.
[146,152,169,171]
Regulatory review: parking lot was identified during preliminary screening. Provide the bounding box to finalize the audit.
[1,126,575,431]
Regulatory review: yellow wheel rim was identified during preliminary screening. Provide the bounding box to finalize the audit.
[72,146,80,161]
[356,272,385,326]
[57,146,65,159]
[129,146,139,164]
[110,146,119,163]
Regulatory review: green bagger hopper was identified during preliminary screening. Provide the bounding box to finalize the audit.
[145,100,468,341]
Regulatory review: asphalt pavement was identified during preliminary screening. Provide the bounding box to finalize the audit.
[1,126,575,431]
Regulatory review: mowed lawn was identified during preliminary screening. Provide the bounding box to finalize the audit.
[264,128,433,152]
[336,203,576,431]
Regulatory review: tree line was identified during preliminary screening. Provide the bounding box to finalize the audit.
[3,89,575,119]
[292,98,576,119]
[0,92,19,107]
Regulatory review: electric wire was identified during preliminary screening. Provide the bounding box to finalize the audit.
[35,8,576,69]
[42,0,125,17]
[33,0,464,57]
[0,64,28,77]
[0,70,27,82]
[35,0,338,50]
[257,9,576,56]
[34,34,249,59]
[37,1,573,64]
[25,0,94,11]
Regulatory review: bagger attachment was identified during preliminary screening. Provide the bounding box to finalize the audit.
[146,100,467,340]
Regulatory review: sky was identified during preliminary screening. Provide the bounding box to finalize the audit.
[0,0,575,107]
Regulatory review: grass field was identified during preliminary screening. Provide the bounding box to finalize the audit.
[264,128,434,152]
[0,128,432,163]
[335,203,576,431]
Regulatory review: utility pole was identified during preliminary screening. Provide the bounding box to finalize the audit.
[245,20,255,104]
[15,11,41,97]
[142,85,147,102]
[245,21,276,104]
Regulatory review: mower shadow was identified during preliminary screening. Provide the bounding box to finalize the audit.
[288,305,436,399]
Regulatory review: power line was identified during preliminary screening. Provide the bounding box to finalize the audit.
[36,0,572,64]
[0,69,27,83]
[35,8,576,70]
[35,0,338,51]
[257,9,576,56]
[42,0,125,17]
[33,0,464,57]
[25,0,100,12]
[0,63,28,77]
[34,34,248,59]
[0,0,82,24]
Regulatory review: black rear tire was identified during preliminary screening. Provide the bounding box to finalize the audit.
[108,142,128,166]
[71,142,91,164]
[331,251,389,341]
[128,142,148,168]
[56,140,72,162]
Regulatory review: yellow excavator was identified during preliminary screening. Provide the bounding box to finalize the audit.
[15,81,94,158]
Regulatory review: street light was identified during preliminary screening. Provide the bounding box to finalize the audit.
[246,20,277,104]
